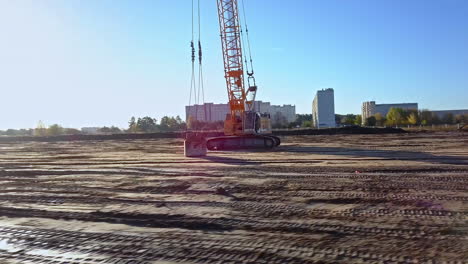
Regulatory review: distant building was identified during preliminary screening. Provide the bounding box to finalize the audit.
[362,101,418,125]
[185,103,229,123]
[270,104,296,124]
[185,101,296,125]
[312,88,336,128]
[81,127,100,134]
[430,109,468,119]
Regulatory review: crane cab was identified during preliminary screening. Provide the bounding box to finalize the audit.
[224,111,272,136]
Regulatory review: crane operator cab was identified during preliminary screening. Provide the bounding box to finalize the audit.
[242,111,272,135]
[204,111,280,151]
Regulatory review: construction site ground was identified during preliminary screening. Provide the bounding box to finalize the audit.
[0,132,467,264]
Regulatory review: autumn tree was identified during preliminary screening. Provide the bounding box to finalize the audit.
[374,113,385,126]
[34,121,47,136]
[386,108,406,126]
[407,112,419,125]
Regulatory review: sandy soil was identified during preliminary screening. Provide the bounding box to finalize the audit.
[0,132,467,263]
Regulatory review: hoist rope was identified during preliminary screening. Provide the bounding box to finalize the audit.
[189,0,196,107]
[241,0,255,77]
[188,0,205,128]
[197,0,205,105]
[239,23,250,80]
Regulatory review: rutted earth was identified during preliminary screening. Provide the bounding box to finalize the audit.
[0,132,467,263]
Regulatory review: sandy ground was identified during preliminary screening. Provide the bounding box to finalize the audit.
[0,132,467,263]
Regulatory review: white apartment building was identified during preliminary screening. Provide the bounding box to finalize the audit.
[186,101,296,125]
[271,104,296,124]
[312,88,336,128]
[185,103,229,123]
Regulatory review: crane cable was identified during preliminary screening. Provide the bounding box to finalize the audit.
[241,0,255,86]
[197,0,205,105]
[189,0,196,107]
[188,0,205,128]
[239,17,249,84]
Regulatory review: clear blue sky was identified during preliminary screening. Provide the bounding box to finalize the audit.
[1,0,467,129]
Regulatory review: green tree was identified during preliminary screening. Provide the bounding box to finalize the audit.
[419,110,432,125]
[442,113,455,124]
[5,129,18,136]
[2,129,32,136]
[431,113,441,125]
[128,116,138,132]
[47,124,64,136]
[455,114,468,124]
[284,114,310,128]
[302,120,312,128]
[366,116,377,126]
[64,128,81,135]
[354,115,362,126]
[159,116,175,131]
[110,126,122,133]
[335,114,344,126]
[99,126,121,134]
[174,115,186,130]
[341,114,356,125]
[137,116,158,132]
[290,114,313,127]
[272,112,288,128]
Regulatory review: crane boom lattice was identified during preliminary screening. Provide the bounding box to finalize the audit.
[217,0,246,122]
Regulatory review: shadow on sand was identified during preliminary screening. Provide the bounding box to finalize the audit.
[280,145,468,166]
[200,155,262,165]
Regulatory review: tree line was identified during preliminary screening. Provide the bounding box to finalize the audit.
[127,116,186,132]
[0,116,187,136]
[364,108,468,127]
[264,109,467,129]
[276,113,364,128]
[2,111,466,137]
[0,122,83,137]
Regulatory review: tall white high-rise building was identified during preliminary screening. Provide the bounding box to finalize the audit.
[312,88,336,128]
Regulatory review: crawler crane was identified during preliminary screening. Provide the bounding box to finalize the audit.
[185,0,280,156]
